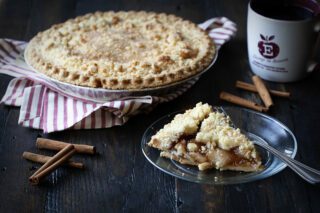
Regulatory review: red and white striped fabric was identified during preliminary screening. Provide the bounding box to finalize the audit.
[0,17,236,133]
[198,17,237,50]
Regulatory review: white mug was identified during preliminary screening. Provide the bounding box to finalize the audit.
[247,0,320,82]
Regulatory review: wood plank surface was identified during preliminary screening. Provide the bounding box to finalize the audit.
[0,0,320,212]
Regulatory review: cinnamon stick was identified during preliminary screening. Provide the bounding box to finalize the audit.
[219,91,268,112]
[29,144,75,185]
[23,152,84,169]
[36,138,96,155]
[252,75,273,108]
[236,81,290,98]
[29,149,76,185]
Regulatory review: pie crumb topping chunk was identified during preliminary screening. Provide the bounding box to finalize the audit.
[148,103,262,172]
[25,11,216,90]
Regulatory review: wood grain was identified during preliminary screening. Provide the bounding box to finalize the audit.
[0,0,320,212]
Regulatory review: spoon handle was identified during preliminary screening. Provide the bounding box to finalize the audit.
[255,141,320,184]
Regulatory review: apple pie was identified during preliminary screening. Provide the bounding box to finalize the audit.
[148,103,262,172]
[25,11,216,90]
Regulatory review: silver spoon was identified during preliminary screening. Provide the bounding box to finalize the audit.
[217,106,320,184]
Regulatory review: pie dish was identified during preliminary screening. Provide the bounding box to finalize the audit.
[147,103,262,172]
[25,11,216,90]
[142,106,297,184]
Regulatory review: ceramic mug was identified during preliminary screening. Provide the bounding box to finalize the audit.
[247,0,320,82]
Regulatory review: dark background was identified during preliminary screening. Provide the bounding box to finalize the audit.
[1,0,320,212]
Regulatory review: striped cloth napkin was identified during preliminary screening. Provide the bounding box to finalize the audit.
[0,17,236,133]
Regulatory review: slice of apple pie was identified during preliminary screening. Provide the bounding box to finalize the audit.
[148,103,262,172]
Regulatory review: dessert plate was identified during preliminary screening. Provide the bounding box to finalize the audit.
[141,106,297,185]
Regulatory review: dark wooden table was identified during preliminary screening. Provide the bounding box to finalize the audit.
[1,0,320,212]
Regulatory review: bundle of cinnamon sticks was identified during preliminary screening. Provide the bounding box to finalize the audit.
[23,138,96,185]
[220,75,290,112]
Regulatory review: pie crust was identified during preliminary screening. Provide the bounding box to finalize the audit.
[148,103,262,172]
[25,11,216,90]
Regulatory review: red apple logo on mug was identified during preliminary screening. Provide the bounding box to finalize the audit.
[258,34,279,59]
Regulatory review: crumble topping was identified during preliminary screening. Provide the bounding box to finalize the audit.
[25,11,215,90]
[148,102,212,150]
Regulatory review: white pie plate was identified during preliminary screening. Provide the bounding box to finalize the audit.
[141,106,298,185]
[23,49,218,103]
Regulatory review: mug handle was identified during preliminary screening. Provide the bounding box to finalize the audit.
[308,20,320,73]
[307,62,319,73]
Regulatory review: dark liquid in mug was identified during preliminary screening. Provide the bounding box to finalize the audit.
[251,0,315,20]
